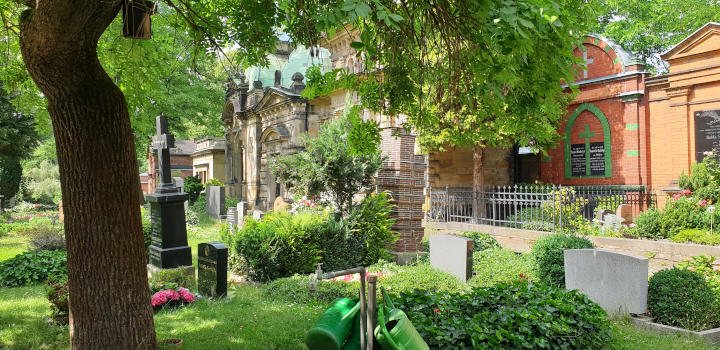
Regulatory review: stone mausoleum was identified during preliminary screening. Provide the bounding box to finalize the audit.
[222,32,426,257]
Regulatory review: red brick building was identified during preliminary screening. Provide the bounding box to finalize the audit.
[539,35,650,187]
[142,140,195,194]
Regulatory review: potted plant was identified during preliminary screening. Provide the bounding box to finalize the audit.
[122,0,157,39]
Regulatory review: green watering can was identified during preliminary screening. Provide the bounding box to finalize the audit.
[306,298,361,350]
[374,288,429,350]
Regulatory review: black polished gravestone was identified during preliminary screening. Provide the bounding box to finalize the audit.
[198,242,228,298]
[146,115,193,274]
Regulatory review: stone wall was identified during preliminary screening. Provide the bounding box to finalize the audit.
[427,146,512,189]
[424,221,720,273]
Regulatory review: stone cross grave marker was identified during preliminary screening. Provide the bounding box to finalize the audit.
[430,234,473,282]
[565,249,648,315]
[146,114,193,274]
[198,242,228,298]
[206,185,225,219]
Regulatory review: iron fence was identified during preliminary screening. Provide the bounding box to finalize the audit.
[427,185,657,232]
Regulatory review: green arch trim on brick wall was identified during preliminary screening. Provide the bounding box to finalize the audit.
[564,103,612,178]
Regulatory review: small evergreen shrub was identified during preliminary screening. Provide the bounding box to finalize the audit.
[205,178,224,187]
[27,225,65,251]
[531,234,594,288]
[648,268,718,331]
[0,250,67,287]
[184,175,203,203]
[457,231,500,252]
[45,276,69,325]
[671,229,720,245]
[634,207,665,239]
[393,282,611,349]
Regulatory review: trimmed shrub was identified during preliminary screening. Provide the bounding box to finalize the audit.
[531,234,594,288]
[457,231,500,252]
[648,268,718,331]
[27,225,65,251]
[671,229,720,245]
[0,250,67,287]
[469,248,536,288]
[347,191,397,265]
[393,282,611,349]
[634,207,664,239]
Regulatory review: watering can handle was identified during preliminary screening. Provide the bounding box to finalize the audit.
[377,305,400,350]
[380,287,395,309]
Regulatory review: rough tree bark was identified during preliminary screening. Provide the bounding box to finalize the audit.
[19,1,156,348]
[472,145,485,221]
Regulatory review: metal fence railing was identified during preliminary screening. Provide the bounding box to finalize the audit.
[427,185,657,232]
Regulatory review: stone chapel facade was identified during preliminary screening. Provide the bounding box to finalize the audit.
[222,33,426,257]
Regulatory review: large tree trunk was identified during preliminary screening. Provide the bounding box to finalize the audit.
[472,145,485,222]
[20,1,156,348]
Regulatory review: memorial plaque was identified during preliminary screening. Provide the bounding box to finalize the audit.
[570,143,586,176]
[198,242,228,298]
[695,109,720,162]
[589,142,605,175]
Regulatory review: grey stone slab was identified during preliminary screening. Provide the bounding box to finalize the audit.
[429,234,473,282]
[227,207,237,234]
[564,249,648,314]
[252,210,264,221]
[206,186,225,219]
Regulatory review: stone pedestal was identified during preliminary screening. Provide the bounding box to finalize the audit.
[146,192,193,269]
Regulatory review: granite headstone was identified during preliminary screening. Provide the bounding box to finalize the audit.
[565,249,648,314]
[206,186,225,219]
[429,234,474,282]
[198,242,228,298]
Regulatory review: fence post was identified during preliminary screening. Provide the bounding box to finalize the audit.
[445,184,450,223]
[558,185,563,232]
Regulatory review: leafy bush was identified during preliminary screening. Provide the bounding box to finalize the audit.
[27,224,65,251]
[142,217,152,253]
[648,268,718,331]
[205,178,224,187]
[347,191,397,265]
[45,276,69,325]
[531,234,594,288]
[230,212,350,282]
[184,175,203,203]
[24,160,61,204]
[0,221,32,236]
[676,254,720,295]
[392,282,611,349]
[185,210,200,227]
[191,193,207,213]
[457,231,499,252]
[671,229,720,245]
[660,196,708,236]
[634,207,664,238]
[0,250,67,287]
[469,248,536,288]
[149,268,195,289]
[678,161,720,203]
[226,196,239,213]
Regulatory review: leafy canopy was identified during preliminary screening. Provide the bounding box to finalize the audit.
[0,82,37,159]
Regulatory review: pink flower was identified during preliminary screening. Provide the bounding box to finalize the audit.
[713,266,720,271]
[178,288,195,303]
[433,308,440,314]
[699,200,708,207]
[673,193,682,200]
[152,292,168,307]
[164,289,180,301]
[688,267,696,272]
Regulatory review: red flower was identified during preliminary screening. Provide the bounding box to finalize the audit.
[433,308,440,314]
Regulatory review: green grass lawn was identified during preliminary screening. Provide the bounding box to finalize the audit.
[0,235,28,262]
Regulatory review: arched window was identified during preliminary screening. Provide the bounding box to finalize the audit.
[563,103,612,178]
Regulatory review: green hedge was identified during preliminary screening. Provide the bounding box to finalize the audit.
[531,234,594,288]
[648,268,719,331]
